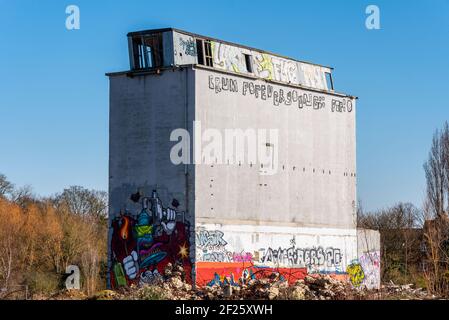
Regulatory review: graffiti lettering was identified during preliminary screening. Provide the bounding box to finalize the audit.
[196,229,228,250]
[331,99,353,113]
[209,76,334,111]
[179,38,196,56]
[208,75,238,93]
[207,41,331,90]
[259,246,342,269]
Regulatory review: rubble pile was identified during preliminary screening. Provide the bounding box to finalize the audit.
[93,262,197,300]
[92,268,369,300]
[196,273,362,300]
[45,266,439,300]
[381,281,436,300]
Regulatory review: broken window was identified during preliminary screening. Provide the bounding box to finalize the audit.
[325,72,334,91]
[195,39,213,67]
[203,40,213,67]
[131,34,163,69]
[244,54,253,73]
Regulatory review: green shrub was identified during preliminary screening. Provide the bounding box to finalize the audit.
[26,271,63,295]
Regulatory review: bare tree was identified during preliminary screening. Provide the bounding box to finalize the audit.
[54,186,108,219]
[422,122,449,296]
[358,202,422,284]
[423,122,449,219]
[0,174,14,198]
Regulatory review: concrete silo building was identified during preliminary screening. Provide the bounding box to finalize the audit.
[106,28,380,289]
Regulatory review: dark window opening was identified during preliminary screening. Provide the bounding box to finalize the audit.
[196,39,204,65]
[131,34,163,69]
[244,54,253,73]
[325,72,334,91]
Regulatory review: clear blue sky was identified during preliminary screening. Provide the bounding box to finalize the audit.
[1,0,448,211]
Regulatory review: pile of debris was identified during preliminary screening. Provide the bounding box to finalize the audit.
[30,262,440,300]
[91,264,372,300]
[196,273,368,300]
[94,263,197,300]
[380,281,436,300]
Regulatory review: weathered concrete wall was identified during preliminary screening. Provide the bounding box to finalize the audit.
[194,69,357,229]
[173,32,198,66]
[108,68,197,288]
[192,67,360,286]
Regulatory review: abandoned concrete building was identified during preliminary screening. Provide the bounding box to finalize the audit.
[106,28,380,290]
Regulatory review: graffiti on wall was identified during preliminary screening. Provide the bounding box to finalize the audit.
[196,228,254,263]
[212,42,247,73]
[179,37,197,56]
[359,251,380,289]
[253,53,274,80]
[346,251,380,289]
[195,227,346,286]
[207,40,329,90]
[331,99,353,113]
[196,261,308,287]
[109,190,192,288]
[259,246,343,271]
[346,261,365,287]
[271,56,298,84]
[208,75,347,111]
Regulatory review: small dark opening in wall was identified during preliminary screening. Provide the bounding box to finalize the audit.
[325,72,334,91]
[244,54,253,73]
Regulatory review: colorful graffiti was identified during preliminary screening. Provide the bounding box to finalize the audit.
[196,228,255,263]
[346,261,365,287]
[254,53,274,80]
[110,190,192,288]
[196,262,307,287]
[346,251,380,289]
[358,251,381,289]
[195,227,345,287]
[207,40,330,90]
[212,42,247,73]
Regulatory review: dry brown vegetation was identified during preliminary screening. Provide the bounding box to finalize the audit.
[0,179,108,299]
